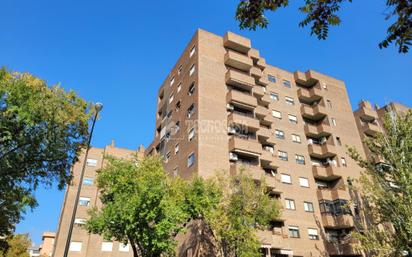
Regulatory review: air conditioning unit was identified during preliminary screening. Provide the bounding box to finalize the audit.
[227,127,236,135]
[226,104,234,111]
[229,152,238,161]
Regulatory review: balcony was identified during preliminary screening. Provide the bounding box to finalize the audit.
[308,143,336,159]
[260,151,279,170]
[230,163,276,185]
[301,104,327,121]
[257,75,269,86]
[316,188,349,201]
[256,58,266,70]
[252,86,266,98]
[357,101,378,122]
[362,122,380,137]
[260,94,271,105]
[224,50,253,72]
[227,90,257,108]
[248,48,260,59]
[261,115,275,127]
[256,230,286,250]
[250,66,262,78]
[325,239,360,256]
[255,105,269,118]
[294,70,318,87]
[228,112,260,132]
[224,32,251,54]
[229,136,262,156]
[297,87,322,104]
[225,70,255,91]
[256,127,271,139]
[304,123,332,138]
[312,165,341,181]
[321,214,355,229]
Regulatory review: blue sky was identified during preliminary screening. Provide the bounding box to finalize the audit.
[2,0,411,245]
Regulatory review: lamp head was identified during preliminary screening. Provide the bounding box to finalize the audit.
[95,102,103,112]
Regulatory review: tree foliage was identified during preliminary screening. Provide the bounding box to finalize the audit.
[348,110,412,256]
[86,156,189,257]
[0,68,91,241]
[0,234,31,257]
[235,0,412,53]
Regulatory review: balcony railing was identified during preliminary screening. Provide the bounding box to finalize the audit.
[224,50,253,72]
[224,32,251,54]
[301,103,327,121]
[297,87,322,104]
[226,89,257,108]
[225,69,255,91]
[229,135,262,155]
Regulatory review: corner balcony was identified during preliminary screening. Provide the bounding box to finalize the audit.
[261,115,275,127]
[362,122,380,137]
[224,32,251,54]
[317,188,349,201]
[229,136,262,156]
[256,230,286,250]
[225,70,255,91]
[228,112,260,132]
[248,48,260,59]
[255,105,269,118]
[224,50,253,72]
[312,165,341,181]
[325,238,361,256]
[256,127,271,140]
[257,75,269,86]
[226,90,257,108]
[230,163,276,185]
[294,71,318,87]
[301,104,327,121]
[256,58,266,70]
[250,66,262,79]
[308,143,336,159]
[252,86,266,98]
[321,214,355,229]
[260,151,279,170]
[297,87,322,104]
[357,102,378,122]
[304,123,332,138]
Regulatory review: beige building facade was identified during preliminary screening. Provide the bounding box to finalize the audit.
[53,143,144,257]
[146,29,369,257]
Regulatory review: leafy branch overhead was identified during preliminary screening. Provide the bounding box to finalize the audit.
[236,0,412,53]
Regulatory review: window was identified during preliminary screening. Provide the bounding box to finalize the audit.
[178,65,183,75]
[101,242,113,252]
[275,129,285,139]
[166,110,172,119]
[188,128,195,141]
[291,134,301,143]
[174,121,180,133]
[270,92,279,101]
[331,118,337,126]
[187,104,195,118]
[86,159,97,167]
[169,93,174,103]
[278,151,288,161]
[119,244,129,252]
[319,199,351,215]
[281,174,291,184]
[170,77,175,86]
[322,82,328,90]
[285,96,295,105]
[341,157,347,167]
[299,177,309,188]
[187,153,195,167]
[288,114,298,124]
[165,151,171,163]
[304,202,314,212]
[285,199,296,210]
[268,75,277,83]
[188,82,195,95]
[308,228,319,240]
[327,99,332,108]
[79,197,90,206]
[69,242,82,252]
[177,83,182,93]
[288,226,300,238]
[175,101,181,112]
[83,177,93,185]
[189,64,196,76]
[272,110,282,119]
[173,167,178,177]
[190,45,196,57]
[336,136,342,146]
[295,154,305,165]
[283,80,291,88]
[175,143,180,154]
[74,218,86,225]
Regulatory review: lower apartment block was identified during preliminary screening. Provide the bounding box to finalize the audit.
[145,29,371,257]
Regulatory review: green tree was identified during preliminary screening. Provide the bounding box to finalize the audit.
[186,171,281,257]
[0,68,91,242]
[0,234,31,257]
[86,156,189,257]
[235,0,412,53]
[348,110,412,256]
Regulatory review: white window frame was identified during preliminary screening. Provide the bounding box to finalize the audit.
[101,242,113,252]
[308,228,319,240]
[270,92,279,101]
[281,174,291,184]
[170,77,175,86]
[175,143,180,154]
[119,243,130,252]
[190,45,196,57]
[86,158,97,167]
[285,199,296,210]
[169,93,174,104]
[74,218,86,225]
[79,197,90,206]
[188,128,195,141]
[295,154,305,165]
[83,177,93,185]
[272,110,282,119]
[189,64,196,76]
[291,134,301,143]
[299,177,310,188]
[331,118,337,126]
[341,157,347,167]
[278,150,288,161]
[288,114,298,124]
[275,129,285,139]
[285,96,294,105]
[304,202,314,212]
[187,153,195,167]
[177,83,182,93]
[69,242,82,252]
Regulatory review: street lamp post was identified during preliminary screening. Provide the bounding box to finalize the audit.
[62,102,103,257]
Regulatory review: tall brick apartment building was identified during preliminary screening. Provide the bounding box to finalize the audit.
[145,29,369,257]
[53,143,144,257]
